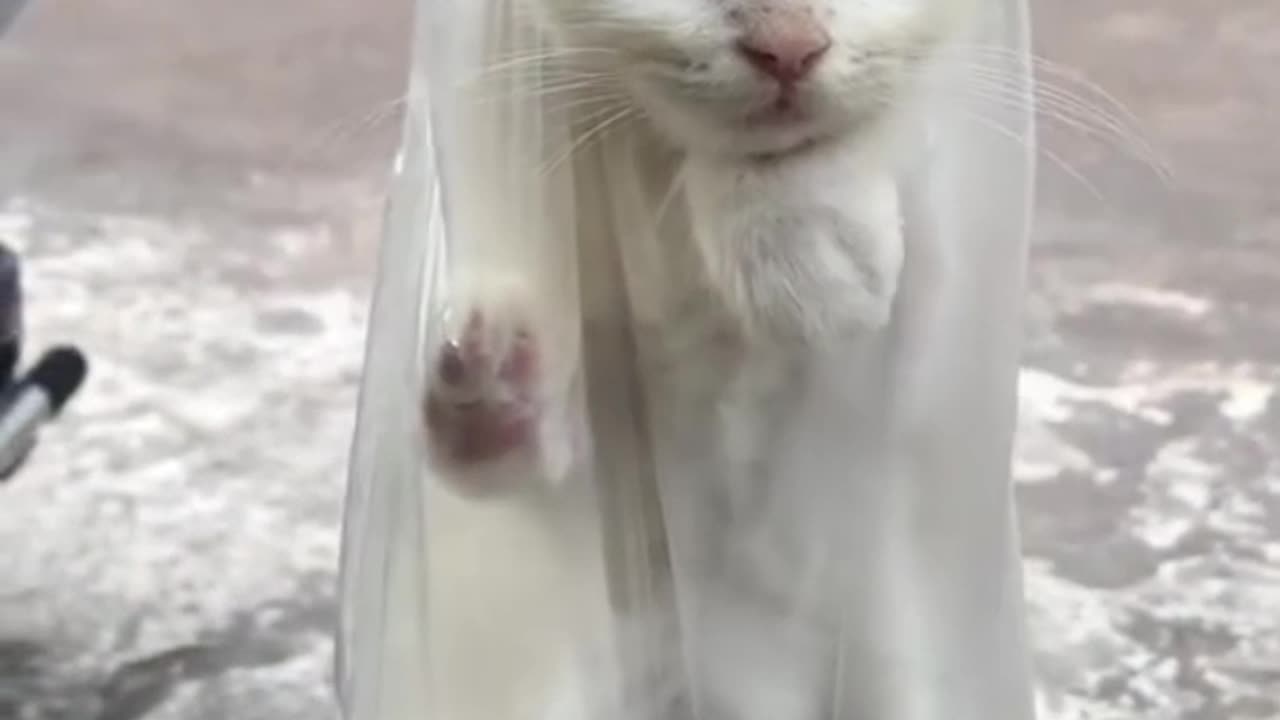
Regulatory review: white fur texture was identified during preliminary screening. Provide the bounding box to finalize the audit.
[421,0,979,717]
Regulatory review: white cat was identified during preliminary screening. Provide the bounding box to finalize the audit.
[419,1,982,718]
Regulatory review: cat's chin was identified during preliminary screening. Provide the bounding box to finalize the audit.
[685,125,844,165]
[636,93,845,162]
[717,204,902,343]
[740,136,834,168]
[636,88,881,165]
[682,145,905,344]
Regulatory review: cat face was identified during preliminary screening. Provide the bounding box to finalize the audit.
[531,0,974,157]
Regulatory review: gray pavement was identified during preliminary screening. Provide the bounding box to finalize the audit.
[0,1,1276,718]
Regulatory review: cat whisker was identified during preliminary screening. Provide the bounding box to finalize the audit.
[550,91,632,113]
[533,91,634,120]
[569,99,637,132]
[959,106,1104,201]
[886,79,1102,201]
[472,65,615,82]
[541,104,640,178]
[940,44,1170,177]
[955,71,1171,181]
[467,69,615,94]
[288,94,409,167]
[468,47,621,86]
[480,45,620,70]
[955,74,1173,184]
[940,45,1148,126]
[917,51,1172,186]
[468,76,625,102]
[653,162,688,229]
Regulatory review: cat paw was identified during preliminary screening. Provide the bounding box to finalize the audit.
[421,303,566,496]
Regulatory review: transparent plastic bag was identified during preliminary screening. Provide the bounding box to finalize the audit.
[337,0,1039,718]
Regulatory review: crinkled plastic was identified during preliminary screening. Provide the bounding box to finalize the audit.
[336,0,1039,718]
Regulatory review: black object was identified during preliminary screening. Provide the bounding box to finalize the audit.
[0,244,90,483]
[0,244,23,387]
[25,345,87,412]
[0,346,89,480]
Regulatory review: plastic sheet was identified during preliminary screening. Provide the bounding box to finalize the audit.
[337,0,1039,718]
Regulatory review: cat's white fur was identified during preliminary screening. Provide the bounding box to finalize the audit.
[421,0,978,717]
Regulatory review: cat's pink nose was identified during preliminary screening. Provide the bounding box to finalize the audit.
[736,22,831,84]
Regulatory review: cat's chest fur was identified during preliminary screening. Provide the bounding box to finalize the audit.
[573,129,904,613]
[625,208,835,592]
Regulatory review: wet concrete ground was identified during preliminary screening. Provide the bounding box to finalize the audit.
[0,1,1277,718]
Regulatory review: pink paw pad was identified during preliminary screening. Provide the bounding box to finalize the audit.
[422,311,541,465]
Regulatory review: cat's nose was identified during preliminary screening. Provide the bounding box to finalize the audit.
[736,20,831,84]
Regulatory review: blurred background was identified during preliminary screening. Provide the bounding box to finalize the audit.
[0,0,1275,718]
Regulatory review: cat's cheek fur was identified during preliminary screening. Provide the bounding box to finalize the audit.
[684,145,904,340]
